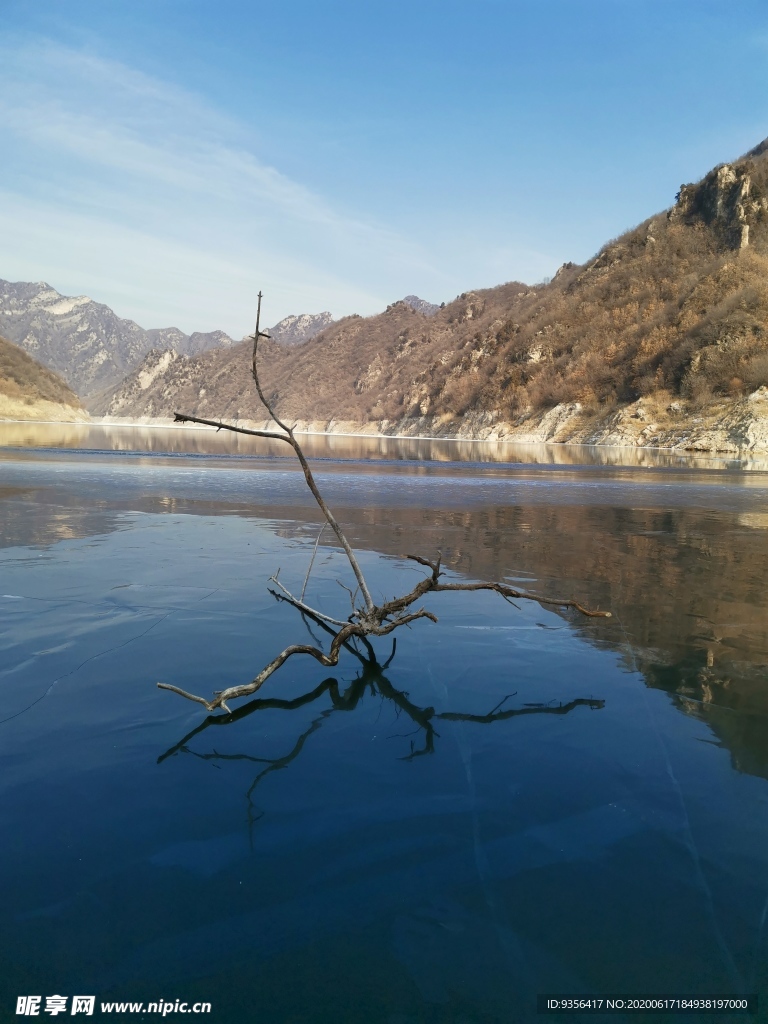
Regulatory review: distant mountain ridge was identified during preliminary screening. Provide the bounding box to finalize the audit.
[0,279,236,399]
[147,327,237,358]
[263,302,437,345]
[267,312,335,346]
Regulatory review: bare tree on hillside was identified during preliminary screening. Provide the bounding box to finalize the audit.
[158,293,610,714]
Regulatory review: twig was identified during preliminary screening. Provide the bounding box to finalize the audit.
[301,524,327,601]
[268,575,349,627]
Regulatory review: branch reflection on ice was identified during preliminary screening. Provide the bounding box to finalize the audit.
[159,613,604,832]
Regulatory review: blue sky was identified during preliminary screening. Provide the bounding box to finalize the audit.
[2,0,767,336]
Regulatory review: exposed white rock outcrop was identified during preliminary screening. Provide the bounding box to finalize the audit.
[219,390,768,455]
[670,163,768,250]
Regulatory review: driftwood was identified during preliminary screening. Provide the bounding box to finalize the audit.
[158,293,610,714]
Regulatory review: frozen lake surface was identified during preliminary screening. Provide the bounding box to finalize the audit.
[1,425,767,1022]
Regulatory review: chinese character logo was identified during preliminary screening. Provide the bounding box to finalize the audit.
[70,997,94,1016]
[16,997,41,1016]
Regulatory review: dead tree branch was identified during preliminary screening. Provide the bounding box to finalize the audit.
[159,293,611,713]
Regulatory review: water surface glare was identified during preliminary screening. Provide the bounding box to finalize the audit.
[1,426,767,1023]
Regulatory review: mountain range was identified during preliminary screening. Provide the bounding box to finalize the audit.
[0,279,240,400]
[6,139,768,452]
[89,139,768,453]
[0,279,345,404]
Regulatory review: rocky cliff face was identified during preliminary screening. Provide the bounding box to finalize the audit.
[671,161,768,250]
[0,279,236,400]
[88,341,254,419]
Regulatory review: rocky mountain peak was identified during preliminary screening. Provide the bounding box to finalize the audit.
[266,311,335,346]
[401,295,440,316]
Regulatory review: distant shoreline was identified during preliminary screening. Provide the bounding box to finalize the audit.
[86,388,768,457]
[4,411,768,469]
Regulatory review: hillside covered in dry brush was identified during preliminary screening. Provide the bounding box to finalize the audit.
[95,140,768,451]
[0,335,87,422]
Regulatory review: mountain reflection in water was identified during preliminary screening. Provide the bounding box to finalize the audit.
[4,418,768,469]
[2,437,767,785]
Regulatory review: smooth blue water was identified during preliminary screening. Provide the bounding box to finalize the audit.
[1,434,768,1023]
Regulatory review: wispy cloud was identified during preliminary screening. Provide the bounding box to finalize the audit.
[0,39,444,332]
[0,191,386,333]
